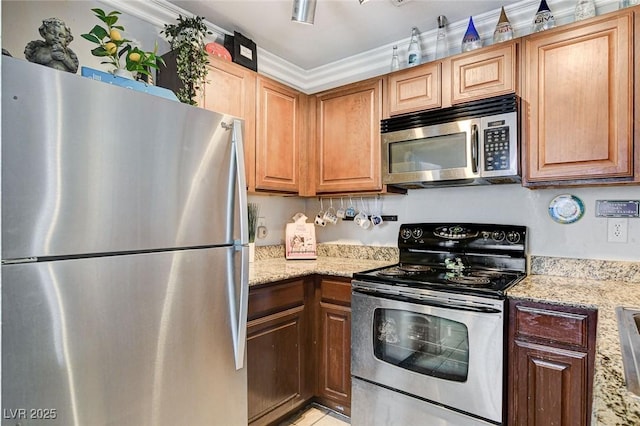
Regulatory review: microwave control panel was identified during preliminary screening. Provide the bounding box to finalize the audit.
[483,126,510,171]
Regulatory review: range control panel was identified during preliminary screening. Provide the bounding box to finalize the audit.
[398,223,527,252]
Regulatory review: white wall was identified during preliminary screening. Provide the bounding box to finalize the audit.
[312,185,640,261]
[248,185,640,262]
[1,0,170,73]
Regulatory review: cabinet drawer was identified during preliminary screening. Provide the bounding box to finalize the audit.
[249,280,304,320]
[320,278,351,306]
[511,301,595,349]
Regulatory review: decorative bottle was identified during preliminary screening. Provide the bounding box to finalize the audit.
[407,27,421,67]
[532,0,556,33]
[435,16,448,60]
[493,7,514,44]
[390,45,400,72]
[574,0,596,21]
[461,16,482,53]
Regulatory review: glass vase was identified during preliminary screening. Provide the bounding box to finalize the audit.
[390,45,400,72]
[461,16,482,53]
[493,7,514,44]
[435,15,448,60]
[532,0,556,33]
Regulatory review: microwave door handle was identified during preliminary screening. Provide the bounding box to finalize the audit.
[471,124,479,173]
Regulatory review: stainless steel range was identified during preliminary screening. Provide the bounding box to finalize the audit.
[351,223,527,426]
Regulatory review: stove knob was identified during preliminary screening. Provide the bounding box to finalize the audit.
[412,228,423,239]
[492,231,505,241]
[506,231,521,244]
[400,228,412,240]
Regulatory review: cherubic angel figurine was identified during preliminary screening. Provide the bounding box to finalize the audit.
[25,17,79,73]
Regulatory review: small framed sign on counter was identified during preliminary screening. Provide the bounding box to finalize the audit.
[595,200,640,218]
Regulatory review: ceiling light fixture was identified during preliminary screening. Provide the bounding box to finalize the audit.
[292,0,317,24]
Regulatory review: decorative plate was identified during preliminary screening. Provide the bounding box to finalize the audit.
[548,194,585,224]
[205,43,232,61]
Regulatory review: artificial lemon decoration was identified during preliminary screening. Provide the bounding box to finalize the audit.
[128,52,141,62]
[105,42,117,55]
[109,29,122,41]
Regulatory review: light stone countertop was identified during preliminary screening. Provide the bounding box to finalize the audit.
[248,256,394,287]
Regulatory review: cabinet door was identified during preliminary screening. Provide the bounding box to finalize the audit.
[201,56,257,191]
[510,341,589,426]
[318,303,351,415]
[523,12,633,183]
[388,63,441,115]
[317,278,351,415]
[450,41,517,104]
[315,78,383,193]
[255,77,300,193]
[247,279,312,426]
[247,307,305,424]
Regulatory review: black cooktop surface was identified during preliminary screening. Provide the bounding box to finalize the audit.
[353,264,525,298]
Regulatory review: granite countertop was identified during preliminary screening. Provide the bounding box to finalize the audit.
[250,246,640,425]
[248,243,398,287]
[249,256,394,286]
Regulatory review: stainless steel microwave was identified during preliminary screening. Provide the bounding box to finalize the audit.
[381,94,521,189]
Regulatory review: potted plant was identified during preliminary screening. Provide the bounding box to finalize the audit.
[161,15,211,105]
[247,203,259,262]
[81,8,164,79]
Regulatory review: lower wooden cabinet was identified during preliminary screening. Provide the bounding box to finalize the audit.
[317,277,352,416]
[508,299,597,426]
[247,279,314,425]
[247,276,352,424]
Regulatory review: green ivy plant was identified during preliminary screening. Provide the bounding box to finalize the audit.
[162,15,212,105]
[81,8,164,77]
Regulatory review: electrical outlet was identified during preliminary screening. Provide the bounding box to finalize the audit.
[607,218,628,243]
[256,217,267,239]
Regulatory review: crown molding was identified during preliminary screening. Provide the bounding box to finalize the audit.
[100,0,620,94]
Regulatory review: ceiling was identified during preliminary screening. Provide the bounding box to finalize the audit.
[165,0,516,70]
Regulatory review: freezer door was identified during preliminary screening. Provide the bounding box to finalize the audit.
[2,57,246,259]
[2,247,247,426]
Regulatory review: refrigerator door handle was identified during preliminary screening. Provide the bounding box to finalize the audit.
[225,119,248,245]
[225,118,249,370]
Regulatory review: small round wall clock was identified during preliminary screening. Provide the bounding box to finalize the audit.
[548,194,585,224]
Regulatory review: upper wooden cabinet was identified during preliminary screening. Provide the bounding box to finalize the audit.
[315,77,384,193]
[449,42,517,104]
[387,62,441,116]
[387,40,518,116]
[255,76,301,192]
[200,56,257,191]
[522,10,635,185]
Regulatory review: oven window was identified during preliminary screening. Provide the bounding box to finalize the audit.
[373,308,469,382]
[389,132,467,173]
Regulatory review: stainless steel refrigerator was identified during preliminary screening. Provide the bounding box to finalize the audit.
[1,57,249,425]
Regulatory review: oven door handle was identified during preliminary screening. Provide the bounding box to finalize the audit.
[353,288,502,314]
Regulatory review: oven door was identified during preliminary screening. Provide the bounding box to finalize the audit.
[351,288,505,423]
[381,118,480,186]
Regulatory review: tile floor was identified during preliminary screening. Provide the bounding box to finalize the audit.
[278,404,350,426]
